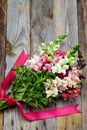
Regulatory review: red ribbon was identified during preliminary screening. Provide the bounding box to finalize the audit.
[0,50,81,121]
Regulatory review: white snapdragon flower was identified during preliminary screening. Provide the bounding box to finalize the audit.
[56,63,63,73]
[25,55,40,68]
[59,57,69,65]
[46,87,58,98]
[61,65,69,74]
[64,55,69,63]
[52,87,58,97]
[44,79,52,89]
[55,77,62,86]
[52,58,69,74]
[52,63,63,73]
[46,90,53,98]
[51,65,58,73]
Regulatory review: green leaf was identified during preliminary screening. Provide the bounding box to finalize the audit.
[54,34,67,44]
[0,101,7,111]
[67,44,80,58]
[73,44,80,51]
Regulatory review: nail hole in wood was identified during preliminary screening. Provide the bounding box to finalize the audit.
[11,119,14,126]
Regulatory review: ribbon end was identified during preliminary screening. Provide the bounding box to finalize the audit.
[75,104,81,113]
[23,49,30,58]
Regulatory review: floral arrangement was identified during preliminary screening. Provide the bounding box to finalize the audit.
[0,35,86,110]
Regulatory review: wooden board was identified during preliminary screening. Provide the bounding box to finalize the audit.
[3,0,31,130]
[30,0,53,54]
[29,1,58,130]
[1,0,86,130]
[0,0,7,130]
[53,0,82,130]
[77,0,87,130]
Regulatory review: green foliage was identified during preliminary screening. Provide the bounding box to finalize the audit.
[54,34,67,44]
[10,66,57,109]
[66,44,80,66]
[67,44,80,58]
[0,101,7,110]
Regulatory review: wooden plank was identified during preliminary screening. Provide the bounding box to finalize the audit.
[0,0,7,130]
[3,0,31,130]
[53,0,82,130]
[29,0,58,130]
[30,0,53,55]
[77,0,87,130]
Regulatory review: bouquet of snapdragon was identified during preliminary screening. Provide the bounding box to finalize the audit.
[0,35,86,110]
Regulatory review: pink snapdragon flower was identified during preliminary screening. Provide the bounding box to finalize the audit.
[69,67,82,83]
[33,53,49,71]
[53,55,61,63]
[63,77,77,88]
[53,50,66,63]
[33,61,43,71]
[54,50,66,57]
[72,67,82,76]
[39,53,48,64]
[43,63,53,72]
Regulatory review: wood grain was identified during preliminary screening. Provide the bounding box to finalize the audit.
[53,0,82,130]
[3,0,87,130]
[0,0,7,130]
[30,0,53,55]
[77,0,87,130]
[30,1,57,130]
[3,0,31,130]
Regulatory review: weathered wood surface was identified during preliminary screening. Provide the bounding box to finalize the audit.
[53,0,82,130]
[3,0,31,130]
[30,0,53,55]
[77,0,87,130]
[29,1,57,130]
[0,0,7,130]
[0,0,86,130]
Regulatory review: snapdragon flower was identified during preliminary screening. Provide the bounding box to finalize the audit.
[43,63,53,72]
[25,55,40,68]
[51,62,69,74]
[46,87,58,98]
[44,78,58,98]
